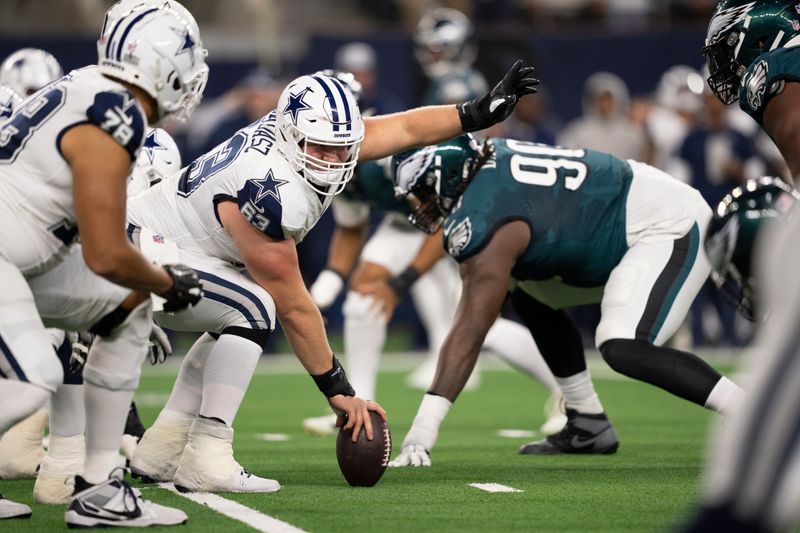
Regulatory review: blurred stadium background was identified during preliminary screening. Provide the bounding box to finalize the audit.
[0,0,769,354]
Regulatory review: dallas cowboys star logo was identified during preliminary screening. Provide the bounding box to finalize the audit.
[142,130,168,165]
[252,169,288,203]
[173,27,197,66]
[282,87,312,125]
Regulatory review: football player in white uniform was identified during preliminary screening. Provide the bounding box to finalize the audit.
[0,48,63,97]
[0,5,207,527]
[128,63,540,493]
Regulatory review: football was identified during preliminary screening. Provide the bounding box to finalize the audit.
[336,411,392,487]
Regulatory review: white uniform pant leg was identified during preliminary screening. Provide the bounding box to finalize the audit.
[704,206,800,529]
[596,163,712,347]
[345,216,427,400]
[153,250,276,334]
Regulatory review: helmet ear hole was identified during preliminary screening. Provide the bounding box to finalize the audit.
[172,77,181,91]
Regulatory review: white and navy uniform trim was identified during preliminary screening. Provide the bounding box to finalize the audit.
[0,67,146,276]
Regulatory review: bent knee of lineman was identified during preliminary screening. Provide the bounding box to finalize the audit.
[598,338,652,378]
[212,326,272,350]
[342,291,386,324]
[82,299,152,391]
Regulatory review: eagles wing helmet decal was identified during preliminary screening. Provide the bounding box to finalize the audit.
[706,1,756,43]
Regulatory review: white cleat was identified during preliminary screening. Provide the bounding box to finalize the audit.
[34,434,85,505]
[130,410,193,483]
[174,417,280,493]
[65,474,187,528]
[302,414,337,436]
[0,494,31,519]
[407,357,481,391]
[539,392,568,435]
[0,409,47,480]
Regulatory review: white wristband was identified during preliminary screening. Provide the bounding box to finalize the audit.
[310,269,345,310]
[402,393,453,452]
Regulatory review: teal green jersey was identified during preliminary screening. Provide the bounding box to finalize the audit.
[343,160,411,216]
[422,66,488,106]
[443,139,634,287]
[739,46,800,126]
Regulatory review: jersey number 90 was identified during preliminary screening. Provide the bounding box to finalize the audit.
[507,140,587,191]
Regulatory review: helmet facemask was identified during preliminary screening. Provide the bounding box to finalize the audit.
[276,74,365,197]
[703,31,748,105]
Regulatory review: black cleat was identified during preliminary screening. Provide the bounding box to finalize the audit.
[519,409,619,455]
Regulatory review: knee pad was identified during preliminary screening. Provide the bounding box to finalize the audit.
[82,300,151,391]
[342,291,385,324]
[220,326,270,350]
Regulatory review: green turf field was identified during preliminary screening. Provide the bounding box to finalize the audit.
[1,358,721,532]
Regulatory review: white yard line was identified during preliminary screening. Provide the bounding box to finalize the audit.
[469,483,524,493]
[158,483,308,533]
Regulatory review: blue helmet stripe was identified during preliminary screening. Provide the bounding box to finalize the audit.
[104,15,127,60]
[328,77,353,131]
[115,7,159,61]
[311,75,340,132]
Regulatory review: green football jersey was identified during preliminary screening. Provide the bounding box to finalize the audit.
[443,139,634,287]
[342,160,411,216]
[739,46,800,126]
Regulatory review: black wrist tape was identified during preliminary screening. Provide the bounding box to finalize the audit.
[387,266,421,298]
[311,356,355,397]
[457,99,485,133]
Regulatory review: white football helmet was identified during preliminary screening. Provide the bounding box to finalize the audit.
[127,128,182,196]
[0,48,63,96]
[414,8,476,77]
[97,5,208,124]
[275,74,365,196]
[0,85,22,119]
[101,0,200,44]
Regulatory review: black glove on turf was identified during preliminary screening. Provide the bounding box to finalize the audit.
[457,59,539,132]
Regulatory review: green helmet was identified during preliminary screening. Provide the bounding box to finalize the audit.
[705,176,799,320]
[392,134,484,234]
[703,1,800,105]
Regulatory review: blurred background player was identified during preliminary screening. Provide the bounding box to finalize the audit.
[687,177,800,532]
[415,7,488,108]
[0,47,63,97]
[0,4,207,525]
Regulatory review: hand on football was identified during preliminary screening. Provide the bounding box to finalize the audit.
[388,443,431,467]
[148,324,172,365]
[329,395,387,442]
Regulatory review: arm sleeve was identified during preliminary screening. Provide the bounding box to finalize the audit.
[85,90,146,161]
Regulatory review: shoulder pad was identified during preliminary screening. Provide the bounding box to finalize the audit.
[236,169,290,240]
[85,90,146,161]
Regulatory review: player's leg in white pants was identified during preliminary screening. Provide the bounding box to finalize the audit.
[344,216,428,401]
[694,206,800,531]
[596,161,742,415]
[131,249,279,493]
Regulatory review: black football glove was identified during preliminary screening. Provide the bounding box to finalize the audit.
[159,264,203,312]
[68,331,95,374]
[457,59,539,133]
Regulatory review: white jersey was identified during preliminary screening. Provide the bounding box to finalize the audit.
[0,66,146,275]
[127,111,335,265]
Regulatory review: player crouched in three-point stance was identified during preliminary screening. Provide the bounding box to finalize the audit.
[0,5,207,526]
[128,62,539,490]
[389,134,744,467]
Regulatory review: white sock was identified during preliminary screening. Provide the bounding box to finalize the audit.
[0,379,51,434]
[343,292,387,401]
[704,376,744,416]
[199,334,261,426]
[556,371,605,415]
[82,381,133,484]
[483,319,559,392]
[164,333,216,416]
[50,384,85,437]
